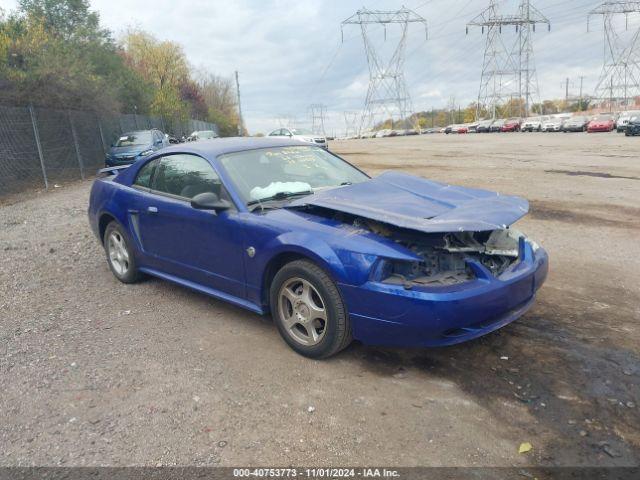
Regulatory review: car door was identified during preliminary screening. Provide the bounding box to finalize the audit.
[134,153,246,299]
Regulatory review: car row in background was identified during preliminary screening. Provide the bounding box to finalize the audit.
[105,128,221,167]
[438,111,635,136]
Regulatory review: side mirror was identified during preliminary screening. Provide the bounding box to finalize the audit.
[190,192,231,212]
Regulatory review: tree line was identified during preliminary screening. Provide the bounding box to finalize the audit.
[0,0,242,136]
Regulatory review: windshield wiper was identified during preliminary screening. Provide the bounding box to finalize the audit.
[247,190,314,210]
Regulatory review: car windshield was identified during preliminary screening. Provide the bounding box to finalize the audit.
[115,132,152,147]
[219,146,369,206]
[198,131,217,139]
[570,116,586,122]
[594,115,612,121]
[290,128,313,135]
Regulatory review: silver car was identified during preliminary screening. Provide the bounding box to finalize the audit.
[268,127,328,149]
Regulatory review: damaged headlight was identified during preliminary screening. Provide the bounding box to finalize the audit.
[372,255,475,289]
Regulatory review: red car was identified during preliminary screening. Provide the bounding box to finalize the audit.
[587,115,615,132]
[457,126,469,134]
[501,118,522,132]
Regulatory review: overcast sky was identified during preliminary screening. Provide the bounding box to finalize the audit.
[2,0,639,134]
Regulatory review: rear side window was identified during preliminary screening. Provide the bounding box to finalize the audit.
[133,159,158,188]
[152,154,223,199]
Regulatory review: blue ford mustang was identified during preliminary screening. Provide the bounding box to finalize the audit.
[88,138,548,358]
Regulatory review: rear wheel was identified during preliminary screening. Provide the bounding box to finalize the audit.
[104,222,141,283]
[270,260,351,358]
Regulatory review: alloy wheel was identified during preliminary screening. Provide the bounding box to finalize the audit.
[107,231,130,276]
[278,277,327,346]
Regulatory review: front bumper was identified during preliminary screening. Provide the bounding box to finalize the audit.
[339,242,548,347]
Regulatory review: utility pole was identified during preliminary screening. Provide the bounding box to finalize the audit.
[468,0,550,120]
[342,7,427,134]
[565,77,570,104]
[309,104,327,137]
[589,2,640,110]
[579,75,585,111]
[235,70,244,136]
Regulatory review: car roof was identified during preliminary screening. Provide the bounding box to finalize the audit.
[157,136,308,158]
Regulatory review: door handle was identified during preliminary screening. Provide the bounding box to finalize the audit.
[147,206,158,213]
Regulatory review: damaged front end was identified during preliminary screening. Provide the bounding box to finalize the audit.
[372,228,530,289]
[328,215,534,290]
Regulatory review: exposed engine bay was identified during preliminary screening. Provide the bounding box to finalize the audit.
[325,209,525,288]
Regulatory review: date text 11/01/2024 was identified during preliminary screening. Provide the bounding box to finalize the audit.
[233,468,400,477]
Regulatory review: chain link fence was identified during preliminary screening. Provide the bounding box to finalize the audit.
[0,105,219,196]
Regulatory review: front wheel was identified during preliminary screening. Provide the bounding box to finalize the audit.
[270,260,351,358]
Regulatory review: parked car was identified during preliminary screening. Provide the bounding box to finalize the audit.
[457,125,469,134]
[615,110,640,132]
[166,134,182,144]
[562,116,589,132]
[543,119,564,132]
[501,118,522,132]
[624,115,640,136]
[587,114,615,133]
[89,138,548,358]
[476,119,494,133]
[187,130,219,142]
[105,129,168,167]
[490,119,505,132]
[268,127,328,149]
[521,117,546,132]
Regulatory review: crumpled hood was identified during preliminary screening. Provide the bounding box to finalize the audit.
[287,171,529,233]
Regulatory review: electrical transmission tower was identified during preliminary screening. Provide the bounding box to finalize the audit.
[343,111,359,137]
[309,104,327,136]
[467,0,549,119]
[589,1,640,110]
[342,7,427,134]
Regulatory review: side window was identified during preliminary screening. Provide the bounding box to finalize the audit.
[269,129,280,136]
[133,159,158,188]
[152,154,224,200]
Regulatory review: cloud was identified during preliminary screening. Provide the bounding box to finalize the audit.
[0,0,629,134]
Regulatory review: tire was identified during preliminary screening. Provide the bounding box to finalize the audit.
[270,260,351,359]
[104,221,141,284]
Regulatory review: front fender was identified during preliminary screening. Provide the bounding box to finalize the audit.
[260,231,351,284]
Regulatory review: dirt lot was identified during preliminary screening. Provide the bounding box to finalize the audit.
[1,132,639,467]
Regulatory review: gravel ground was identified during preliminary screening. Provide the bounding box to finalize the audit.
[1,131,639,467]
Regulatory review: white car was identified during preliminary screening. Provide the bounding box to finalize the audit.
[268,128,328,149]
[543,116,570,132]
[187,130,218,141]
[522,116,548,132]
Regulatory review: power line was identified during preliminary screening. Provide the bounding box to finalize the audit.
[342,6,428,133]
[467,0,550,119]
[588,1,640,110]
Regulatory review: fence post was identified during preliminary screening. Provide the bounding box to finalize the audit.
[68,110,85,180]
[97,114,107,154]
[29,104,48,190]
